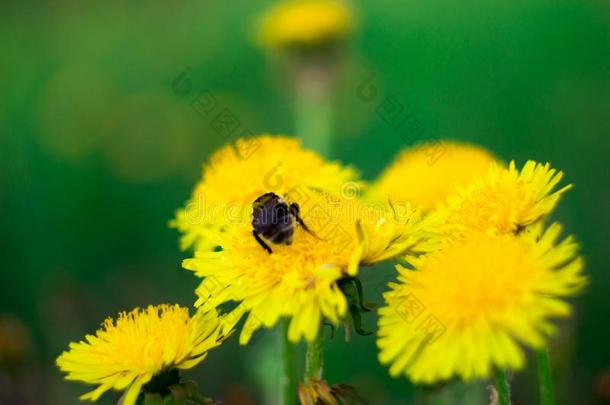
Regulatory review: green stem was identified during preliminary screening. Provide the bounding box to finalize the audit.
[419,381,486,405]
[305,327,324,381]
[494,368,511,405]
[537,346,555,405]
[294,65,333,156]
[281,320,297,405]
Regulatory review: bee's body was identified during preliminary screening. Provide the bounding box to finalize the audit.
[251,192,312,254]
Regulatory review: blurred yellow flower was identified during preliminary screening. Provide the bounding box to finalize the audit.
[56,305,226,405]
[439,160,571,236]
[184,189,438,343]
[0,315,32,368]
[377,225,585,383]
[367,141,500,212]
[257,0,354,49]
[171,135,360,251]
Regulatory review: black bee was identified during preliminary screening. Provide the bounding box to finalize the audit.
[251,192,314,254]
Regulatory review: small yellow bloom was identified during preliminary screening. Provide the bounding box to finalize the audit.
[439,160,571,236]
[56,305,227,405]
[368,141,499,212]
[377,225,585,383]
[257,0,354,49]
[184,190,437,343]
[171,135,360,251]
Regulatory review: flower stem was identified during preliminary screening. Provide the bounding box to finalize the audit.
[294,64,333,156]
[305,328,324,381]
[494,368,511,405]
[537,346,555,405]
[281,320,297,405]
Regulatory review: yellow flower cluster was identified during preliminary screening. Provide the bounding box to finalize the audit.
[181,136,439,343]
[57,135,441,402]
[53,0,586,397]
[57,133,586,402]
[374,142,585,384]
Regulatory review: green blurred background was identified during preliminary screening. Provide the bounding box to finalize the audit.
[2,0,609,404]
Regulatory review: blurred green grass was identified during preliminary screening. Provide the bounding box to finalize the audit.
[1,0,609,403]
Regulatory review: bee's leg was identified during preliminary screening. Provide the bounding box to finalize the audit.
[252,230,272,254]
[290,203,321,239]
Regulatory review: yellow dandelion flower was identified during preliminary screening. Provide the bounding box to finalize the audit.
[377,225,585,383]
[367,141,500,212]
[257,0,354,49]
[440,160,571,236]
[171,135,360,251]
[184,189,437,344]
[56,305,227,405]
